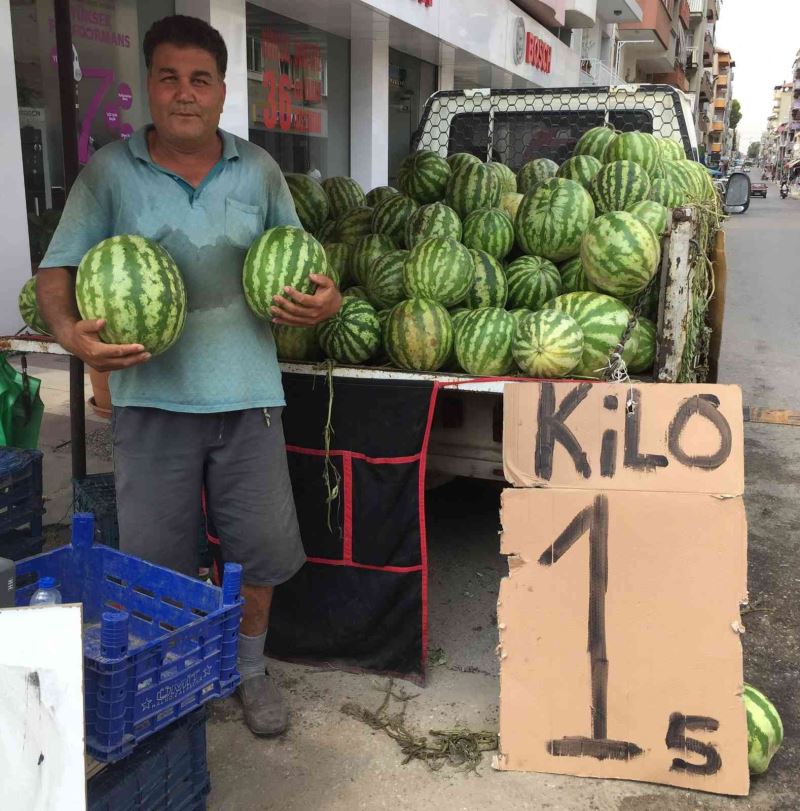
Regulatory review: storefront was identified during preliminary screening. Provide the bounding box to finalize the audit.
[2,0,580,333]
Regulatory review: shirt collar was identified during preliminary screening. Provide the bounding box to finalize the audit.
[128,125,239,164]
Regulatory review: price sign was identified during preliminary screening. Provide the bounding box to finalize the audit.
[495,382,749,795]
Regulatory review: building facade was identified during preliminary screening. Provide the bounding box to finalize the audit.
[762,81,793,176]
[704,48,734,168]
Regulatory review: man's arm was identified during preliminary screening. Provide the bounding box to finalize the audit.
[37,267,150,371]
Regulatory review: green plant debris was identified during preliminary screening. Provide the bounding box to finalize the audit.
[428,647,448,667]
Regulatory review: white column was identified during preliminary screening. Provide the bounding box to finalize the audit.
[349,5,389,190]
[438,43,455,91]
[0,2,32,333]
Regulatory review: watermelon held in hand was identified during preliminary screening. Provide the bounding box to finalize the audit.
[454,307,516,376]
[18,276,51,335]
[385,297,453,372]
[573,126,617,162]
[284,173,329,233]
[505,255,562,310]
[403,236,474,307]
[243,226,329,324]
[398,151,452,204]
[317,297,381,364]
[744,683,783,775]
[321,176,366,219]
[76,235,187,355]
[462,208,515,260]
[513,309,584,379]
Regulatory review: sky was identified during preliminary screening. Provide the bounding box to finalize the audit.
[715,0,800,149]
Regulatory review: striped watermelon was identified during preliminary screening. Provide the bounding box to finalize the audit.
[657,137,686,162]
[284,174,329,233]
[603,131,660,179]
[447,152,481,173]
[500,192,524,222]
[508,307,534,325]
[487,162,518,193]
[385,298,453,371]
[628,316,656,373]
[398,151,452,204]
[559,256,598,294]
[321,176,366,219]
[76,235,186,354]
[324,242,353,288]
[272,323,321,362]
[373,307,393,364]
[462,208,515,260]
[513,309,584,378]
[371,194,418,248]
[243,227,329,323]
[544,292,639,378]
[515,178,595,262]
[343,285,369,300]
[627,199,669,236]
[465,250,508,309]
[682,160,717,201]
[454,308,516,376]
[317,297,380,363]
[405,202,462,248]
[505,255,562,310]
[18,276,50,335]
[316,219,339,244]
[337,206,374,245]
[590,160,652,214]
[620,283,660,321]
[517,158,559,194]
[351,234,397,285]
[366,186,399,207]
[649,177,684,208]
[445,163,501,219]
[744,683,784,775]
[662,160,713,202]
[573,126,617,161]
[364,249,408,310]
[581,212,661,297]
[556,155,602,191]
[403,237,474,307]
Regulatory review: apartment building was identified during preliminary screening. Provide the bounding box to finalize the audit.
[684,0,717,148]
[789,51,800,172]
[705,48,735,167]
[761,81,794,174]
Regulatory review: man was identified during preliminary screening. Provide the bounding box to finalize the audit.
[37,15,341,736]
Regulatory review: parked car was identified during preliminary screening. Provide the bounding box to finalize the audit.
[751,181,768,198]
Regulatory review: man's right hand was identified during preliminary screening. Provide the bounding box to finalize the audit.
[59,318,151,371]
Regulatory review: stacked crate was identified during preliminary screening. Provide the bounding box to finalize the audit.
[0,447,44,560]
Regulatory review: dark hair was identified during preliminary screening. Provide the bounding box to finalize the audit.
[143,15,227,78]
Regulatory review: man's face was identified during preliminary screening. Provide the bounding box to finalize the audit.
[147,43,226,147]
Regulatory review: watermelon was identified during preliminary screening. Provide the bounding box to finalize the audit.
[500,192,524,223]
[18,276,50,335]
[682,160,717,201]
[462,208,515,260]
[321,176,366,219]
[508,307,534,325]
[513,309,584,378]
[398,151,452,204]
[317,297,380,363]
[603,131,660,179]
[581,212,660,297]
[316,219,339,244]
[447,152,481,173]
[385,298,453,372]
[628,317,656,373]
[517,158,559,194]
[76,235,186,355]
[284,174,329,233]
[445,163,501,219]
[373,307,393,364]
[573,126,617,161]
[662,160,714,203]
[454,308,516,376]
[324,242,353,288]
[371,194,418,248]
[403,237,474,307]
[272,323,320,362]
[465,250,508,309]
[744,683,784,775]
[337,206,374,245]
[351,234,397,286]
[559,256,598,294]
[556,155,602,191]
[487,162,518,194]
[620,283,660,321]
[515,178,595,262]
[366,186,399,207]
[364,249,408,310]
[657,137,685,162]
[505,256,562,310]
[649,178,684,208]
[405,202,462,247]
[343,285,369,300]
[627,199,669,236]
[243,227,329,323]
[590,160,652,214]
[544,292,639,378]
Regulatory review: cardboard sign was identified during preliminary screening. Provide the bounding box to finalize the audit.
[496,381,749,795]
[503,382,744,495]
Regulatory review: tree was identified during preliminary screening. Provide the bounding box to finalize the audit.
[747,142,760,160]
[729,99,742,133]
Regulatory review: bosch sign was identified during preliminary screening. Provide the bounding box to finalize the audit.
[512,17,552,74]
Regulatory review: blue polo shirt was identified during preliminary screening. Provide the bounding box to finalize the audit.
[40,126,302,412]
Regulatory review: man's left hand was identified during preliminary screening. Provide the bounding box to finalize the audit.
[271,274,342,327]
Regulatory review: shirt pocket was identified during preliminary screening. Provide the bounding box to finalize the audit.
[225,197,264,249]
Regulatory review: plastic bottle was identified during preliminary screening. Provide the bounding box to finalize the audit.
[29,576,62,606]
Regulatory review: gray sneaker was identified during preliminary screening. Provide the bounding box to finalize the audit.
[237,670,289,736]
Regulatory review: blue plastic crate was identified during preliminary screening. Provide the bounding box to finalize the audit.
[15,513,242,762]
[0,526,44,560]
[88,706,210,811]
[73,473,119,548]
[0,446,43,537]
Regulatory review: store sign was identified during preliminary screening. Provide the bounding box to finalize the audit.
[512,16,552,74]
[415,0,433,7]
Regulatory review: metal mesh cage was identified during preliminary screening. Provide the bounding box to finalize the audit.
[411,85,695,168]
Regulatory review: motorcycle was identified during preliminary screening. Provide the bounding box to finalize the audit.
[781,184,789,199]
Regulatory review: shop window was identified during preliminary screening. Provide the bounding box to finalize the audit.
[245,4,349,178]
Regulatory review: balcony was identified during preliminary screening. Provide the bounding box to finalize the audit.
[703,32,714,67]
[716,74,728,86]
[711,121,724,132]
[679,0,690,29]
[512,1,565,27]
[706,0,718,22]
[579,58,621,87]
[689,0,705,16]
[564,0,597,28]
[699,68,713,101]
[618,0,673,50]
[685,47,698,71]
[714,98,726,109]
[595,0,644,23]
[710,143,722,153]
[652,64,689,93]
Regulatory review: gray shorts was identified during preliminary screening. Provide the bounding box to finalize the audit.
[112,406,306,586]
